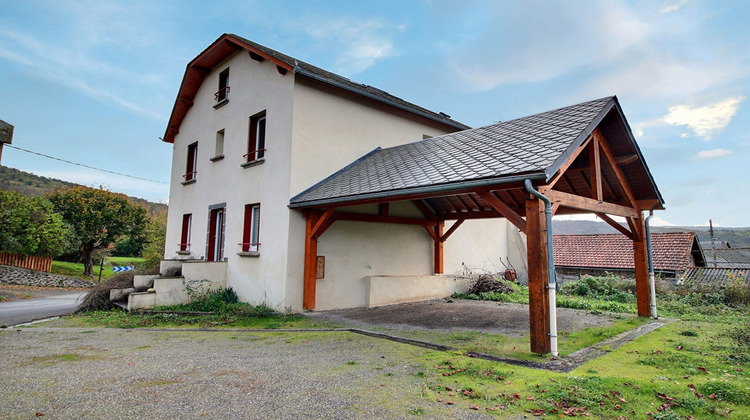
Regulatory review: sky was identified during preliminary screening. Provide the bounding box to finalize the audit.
[0,0,748,227]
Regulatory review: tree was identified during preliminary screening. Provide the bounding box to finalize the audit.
[0,190,69,257]
[141,210,167,272]
[48,186,148,276]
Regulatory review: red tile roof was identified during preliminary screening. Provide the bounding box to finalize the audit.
[553,232,700,273]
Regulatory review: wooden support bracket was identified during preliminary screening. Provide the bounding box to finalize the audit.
[477,191,527,233]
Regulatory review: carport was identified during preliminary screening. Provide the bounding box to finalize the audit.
[289,96,664,354]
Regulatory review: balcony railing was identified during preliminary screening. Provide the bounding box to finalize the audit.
[214,86,230,102]
[243,149,266,162]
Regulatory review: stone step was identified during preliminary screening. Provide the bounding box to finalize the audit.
[109,287,135,302]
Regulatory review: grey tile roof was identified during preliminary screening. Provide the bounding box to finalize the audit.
[290,96,614,207]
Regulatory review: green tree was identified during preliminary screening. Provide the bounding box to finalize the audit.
[48,186,148,276]
[141,210,167,272]
[0,190,69,257]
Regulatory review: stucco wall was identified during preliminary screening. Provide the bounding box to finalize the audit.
[164,50,295,308]
[307,202,516,311]
[163,45,517,312]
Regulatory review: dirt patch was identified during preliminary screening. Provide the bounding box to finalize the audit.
[307,298,623,336]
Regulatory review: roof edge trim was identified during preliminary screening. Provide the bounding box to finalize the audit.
[289,172,546,209]
[543,96,615,181]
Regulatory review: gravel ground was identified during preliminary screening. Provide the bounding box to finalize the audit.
[0,327,497,420]
[307,299,622,336]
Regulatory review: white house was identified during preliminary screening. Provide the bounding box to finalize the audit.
[154,34,521,312]
[151,34,664,335]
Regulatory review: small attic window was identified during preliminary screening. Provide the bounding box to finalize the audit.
[215,68,230,105]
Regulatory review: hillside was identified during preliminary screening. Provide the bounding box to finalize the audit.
[553,220,750,247]
[0,165,167,216]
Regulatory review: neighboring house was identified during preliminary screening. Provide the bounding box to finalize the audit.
[0,119,13,165]
[553,232,705,281]
[158,34,517,311]
[703,247,750,269]
[700,240,731,250]
[154,34,663,326]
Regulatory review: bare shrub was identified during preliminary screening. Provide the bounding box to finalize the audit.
[467,273,516,295]
[76,273,134,313]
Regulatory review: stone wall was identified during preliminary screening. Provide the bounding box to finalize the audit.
[0,265,94,288]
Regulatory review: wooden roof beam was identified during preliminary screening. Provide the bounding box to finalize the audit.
[440,219,465,242]
[595,213,634,240]
[538,186,639,218]
[593,128,638,208]
[412,200,437,220]
[547,133,595,188]
[477,191,527,233]
[590,137,603,200]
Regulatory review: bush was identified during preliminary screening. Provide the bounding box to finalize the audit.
[559,274,636,303]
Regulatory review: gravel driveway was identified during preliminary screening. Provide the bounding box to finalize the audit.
[0,327,494,420]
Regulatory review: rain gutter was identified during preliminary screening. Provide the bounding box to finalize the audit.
[645,211,658,319]
[523,179,559,357]
[289,173,546,209]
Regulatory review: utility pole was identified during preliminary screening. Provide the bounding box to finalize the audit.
[709,219,717,268]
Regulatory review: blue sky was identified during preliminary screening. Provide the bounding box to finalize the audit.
[1,0,748,227]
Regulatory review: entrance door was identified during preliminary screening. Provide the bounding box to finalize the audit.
[207,207,224,261]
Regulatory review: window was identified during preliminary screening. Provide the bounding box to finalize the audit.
[211,129,224,161]
[245,112,266,163]
[215,68,229,103]
[207,205,225,261]
[179,214,192,252]
[184,142,198,182]
[241,204,260,253]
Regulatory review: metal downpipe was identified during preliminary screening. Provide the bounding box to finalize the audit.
[523,179,558,357]
[645,211,658,319]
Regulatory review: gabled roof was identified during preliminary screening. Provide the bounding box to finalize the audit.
[553,232,704,273]
[290,96,664,209]
[704,247,750,269]
[162,34,468,143]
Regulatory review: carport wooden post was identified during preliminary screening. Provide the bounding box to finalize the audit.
[632,215,651,316]
[526,196,551,354]
[303,210,320,310]
[434,220,444,274]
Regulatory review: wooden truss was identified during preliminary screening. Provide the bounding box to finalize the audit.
[300,128,661,354]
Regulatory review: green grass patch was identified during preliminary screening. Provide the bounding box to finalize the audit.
[51,257,146,282]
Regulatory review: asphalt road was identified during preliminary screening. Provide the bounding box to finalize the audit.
[0,293,86,326]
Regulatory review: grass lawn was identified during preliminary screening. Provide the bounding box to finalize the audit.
[51,257,145,282]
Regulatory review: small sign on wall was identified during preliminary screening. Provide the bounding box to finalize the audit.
[316,256,325,279]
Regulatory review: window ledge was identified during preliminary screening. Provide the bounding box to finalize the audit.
[241,158,265,168]
[237,251,260,258]
[213,99,228,109]
[176,250,191,255]
[181,179,196,186]
[210,154,225,162]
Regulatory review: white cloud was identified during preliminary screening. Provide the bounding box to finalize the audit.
[648,216,675,226]
[696,148,733,159]
[450,1,649,91]
[294,17,400,76]
[662,97,745,140]
[660,0,689,13]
